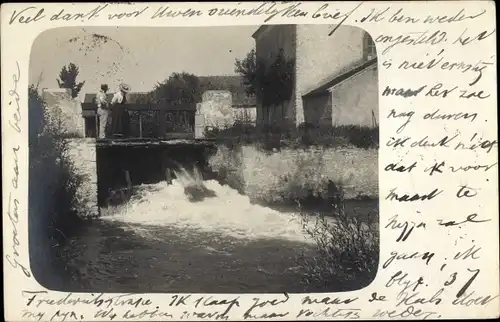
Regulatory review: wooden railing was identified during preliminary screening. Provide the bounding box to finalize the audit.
[125,103,196,139]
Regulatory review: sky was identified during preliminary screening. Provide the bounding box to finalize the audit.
[29,26,258,99]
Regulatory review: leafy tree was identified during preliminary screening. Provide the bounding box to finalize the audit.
[56,63,85,98]
[150,72,202,105]
[234,49,265,96]
[235,48,294,124]
[263,49,295,120]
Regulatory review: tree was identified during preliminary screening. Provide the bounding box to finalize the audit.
[234,49,264,96]
[56,63,85,99]
[263,49,295,122]
[150,72,201,105]
[236,48,294,125]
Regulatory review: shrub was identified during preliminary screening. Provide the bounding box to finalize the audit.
[296,188,379,292]
[29,85,91,246]
[206,122,379,151]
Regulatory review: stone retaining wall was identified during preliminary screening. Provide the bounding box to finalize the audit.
[66,138,99,216]
[209,144,378,202]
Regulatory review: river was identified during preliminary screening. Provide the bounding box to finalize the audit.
[57,169,378,293]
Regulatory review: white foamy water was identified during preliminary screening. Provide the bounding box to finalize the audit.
[101,178,316,244]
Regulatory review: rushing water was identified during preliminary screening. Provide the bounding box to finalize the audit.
[55,166,379,293]
[59,168,334,293]
[101,180,315,244]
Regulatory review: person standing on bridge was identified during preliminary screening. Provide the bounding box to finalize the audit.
[96,84,110,139]
[110,83,131,138]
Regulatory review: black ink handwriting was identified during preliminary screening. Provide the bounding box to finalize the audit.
[456,185,478,198]
[243,293,289,319]
[50,4,108,21]
[9,61,22,133]
[108,7,149,20]
[384,161,417,173]
[386,188,443,202]
[456,268,480,298]
[385,215,426,242]
[453,28,496,46]
[9,6,45,24]
[454,243,482,260]
[383,251,435,269]
[375,30,447,55]
[449,162,497,172]
[369,292,387,302]
[438,213,490,227]
[454,133,497,154]
[386,109,415,134]
[424,161,445,176]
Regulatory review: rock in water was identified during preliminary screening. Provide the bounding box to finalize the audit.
[184,184,217,202]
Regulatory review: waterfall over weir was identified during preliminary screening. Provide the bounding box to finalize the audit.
[101,165,315,244]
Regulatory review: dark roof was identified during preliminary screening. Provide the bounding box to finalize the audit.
[303,58,378,98]
[198,76,256,107]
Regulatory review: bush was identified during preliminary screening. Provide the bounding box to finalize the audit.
[29,85,91,246]
[296,189,379,292]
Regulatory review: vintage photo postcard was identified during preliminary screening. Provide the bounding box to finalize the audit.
[2,1,498,321]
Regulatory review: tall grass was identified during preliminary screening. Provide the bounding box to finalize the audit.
[296,188,379,292]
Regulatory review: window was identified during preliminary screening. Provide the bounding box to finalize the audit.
[363,32,377,60]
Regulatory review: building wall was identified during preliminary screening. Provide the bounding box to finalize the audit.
[295,25,367,125]
[302,93,332,126]
[253,25,297,126]
[330,65,379,127]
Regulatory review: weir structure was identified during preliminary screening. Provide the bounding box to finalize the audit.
[96,138,217,207]
[41,88,217,215]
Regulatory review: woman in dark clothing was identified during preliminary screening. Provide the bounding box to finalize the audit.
[110,83,131,137]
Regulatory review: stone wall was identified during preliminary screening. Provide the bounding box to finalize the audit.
[41,88,98,216]
[209,144,378,203]
[199,90,234,129]
[197,90,257,135]
[66,139,98,216]
[42,88,85,137]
